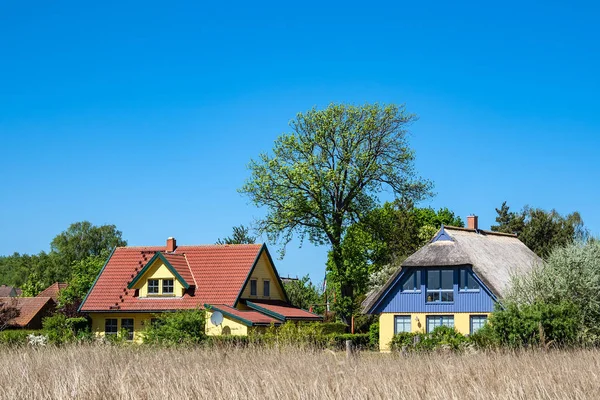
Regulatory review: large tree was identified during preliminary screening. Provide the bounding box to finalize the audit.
[51,221,127,273]
[491,202,588,258]
[240,103,432,322]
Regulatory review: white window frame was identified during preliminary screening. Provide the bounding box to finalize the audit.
[162,279,174,295]
[394,315,412,334]
[147,279,159,294]
[426,315,454,333]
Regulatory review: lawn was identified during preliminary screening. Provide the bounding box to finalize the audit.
[0,345,597,399]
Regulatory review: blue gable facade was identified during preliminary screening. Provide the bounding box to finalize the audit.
[370,266,497,314]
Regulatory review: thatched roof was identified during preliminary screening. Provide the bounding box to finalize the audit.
[363,226,543,313]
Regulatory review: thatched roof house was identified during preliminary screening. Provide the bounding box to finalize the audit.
[364,216,543,351]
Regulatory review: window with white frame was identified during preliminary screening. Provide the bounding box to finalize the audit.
[394,316,412,334]
[426,315,454,333]
[105,319,118,335]
[401,270,421,292]
[470,315,488,334]
[148,279,159,294]
[459,268,480,291]
[162,279,174,294]
[426,269,454,302]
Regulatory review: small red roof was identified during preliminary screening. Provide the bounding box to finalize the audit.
[207,304,281,326]
[80,244,264,312]
[246,300,322,321]
[37,282,68,302]
[0,297,54,327]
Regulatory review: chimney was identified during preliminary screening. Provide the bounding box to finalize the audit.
[467,215,479,231]
[166,237,177,252]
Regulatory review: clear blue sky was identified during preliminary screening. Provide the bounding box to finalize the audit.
[1,1,599,283]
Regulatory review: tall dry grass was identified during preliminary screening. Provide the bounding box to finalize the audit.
[0,345,598,399]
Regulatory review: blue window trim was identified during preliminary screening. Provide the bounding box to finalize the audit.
[470,315,488,335]
[394,315,412,334]
[426,269,454,304]
[458,268,481,292]
[401,269,422,293]
[426,315,454,333]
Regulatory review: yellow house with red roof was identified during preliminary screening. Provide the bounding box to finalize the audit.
[79,238,321,342]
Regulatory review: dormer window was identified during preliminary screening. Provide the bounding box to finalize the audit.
[148,280,159,294]
[162,279,174,295]
[263,280,270,297]
[250,279,257,296]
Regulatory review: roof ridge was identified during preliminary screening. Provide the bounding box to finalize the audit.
[444,225,518,238]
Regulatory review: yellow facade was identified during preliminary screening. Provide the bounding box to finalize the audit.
[132,259,186,297]
[378,312,491,351]
[239,251,285,301]
[90,313,155,344]
[205,310,248,336]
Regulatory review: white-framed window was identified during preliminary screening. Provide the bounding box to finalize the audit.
[162,279,174,294]
[459,269,480,291]
[250,279,257,296]
[401,270,421,292]
[394,316,412,334]
[470,315,488,334]
[105,319,118,335]
[263,280,270,297]
[426,315,454,333]
[121,318,134,341]
[426,269,454,303]
[148,279,159,294]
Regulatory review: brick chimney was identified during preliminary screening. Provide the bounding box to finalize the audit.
[166,237,177,252]
[467,215,479,230]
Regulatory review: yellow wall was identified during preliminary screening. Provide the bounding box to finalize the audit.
[205,310,248,336]
[239,251,285,301]
[378,312,491,352]
[132,259,185,297]
[90,313,155,344]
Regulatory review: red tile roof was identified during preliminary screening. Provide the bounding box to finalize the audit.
[0,285,19,297]
[0,297,54,327]
[37,283,68,302]
[207,304,281,326]
[246,300,323,321]
[161,253,195,287]
[80,244,264,312]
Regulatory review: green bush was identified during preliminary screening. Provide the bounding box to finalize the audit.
[326,333,371,350]
[0,330,39,346]
[205,335,251,348]
[42,314,89,345]
[490,301,579,348]
[390,327,468,352]
[369,322,379,348]
[320,322,348,335]
[143,309,206,346]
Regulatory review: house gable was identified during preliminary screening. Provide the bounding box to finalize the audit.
[128,253,190,297]
[369,266,496,315]
[237,246,287,305]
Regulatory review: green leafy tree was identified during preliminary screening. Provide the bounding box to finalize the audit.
[20,272,46,297]
[491,202,587,258]
[506,240,600,345]
[51,221,126,269]
[58,254,107,311]
[216,225,256,245]
[330,201,463,316]
[283,275,324,314]
[240,103,432,323]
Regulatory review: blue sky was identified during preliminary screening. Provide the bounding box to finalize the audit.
[1,1,598,282]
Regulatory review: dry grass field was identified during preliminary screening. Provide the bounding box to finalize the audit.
[0,345,599,399]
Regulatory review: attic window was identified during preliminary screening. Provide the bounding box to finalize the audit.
[401,270,421,292]
[250,279,257,296]
[162,279,174,294]
[459,269,480,291]
[426,269,454,303]
[148,280,159,294]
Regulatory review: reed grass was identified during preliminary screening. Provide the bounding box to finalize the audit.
[0,345,597,399]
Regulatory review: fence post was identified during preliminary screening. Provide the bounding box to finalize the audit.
[346,339,353,358]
